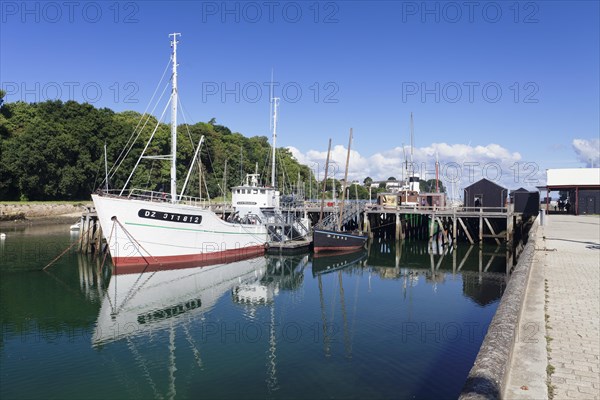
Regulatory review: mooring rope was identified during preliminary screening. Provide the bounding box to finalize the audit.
[108,217,178,316]
[112,217,163,268]
[42,224,94,271]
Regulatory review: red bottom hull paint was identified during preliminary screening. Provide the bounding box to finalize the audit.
[112,245,266,274]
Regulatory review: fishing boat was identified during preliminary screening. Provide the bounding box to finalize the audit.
[91,34,269,268]
[313,130,368,253]
[228,93,310,249]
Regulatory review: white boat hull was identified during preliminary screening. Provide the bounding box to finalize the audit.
[93,257,266,346]
[92,194,268,269]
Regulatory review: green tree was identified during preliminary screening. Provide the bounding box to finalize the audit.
[0,99,314,201]
[420,179,446,193]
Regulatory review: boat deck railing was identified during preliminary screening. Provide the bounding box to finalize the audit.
[97,189,233,211]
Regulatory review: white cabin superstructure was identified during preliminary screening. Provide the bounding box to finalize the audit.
[231,174,280,219]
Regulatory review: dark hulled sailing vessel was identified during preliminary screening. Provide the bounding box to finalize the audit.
[313,229,368,253]
[313,130,368,253]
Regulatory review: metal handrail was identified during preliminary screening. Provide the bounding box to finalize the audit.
[373,204,511,213]
[315,202,363,230]
[98,188,212,208]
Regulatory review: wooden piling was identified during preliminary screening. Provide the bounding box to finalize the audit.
[395,213,401,242]
[458,218,474,245]
[80,215,90,253]
[452,215,458,248]
[458,245,475,271]
[484,217,502,246]
[428,215,435,245]
[436,217,449,246]
[478,248,483,274]
[478,214,483,245]
[452,247,457,274]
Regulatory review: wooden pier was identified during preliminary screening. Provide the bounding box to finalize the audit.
[303,202,532,255]
[362,205,516,247]
[78,206,103,255]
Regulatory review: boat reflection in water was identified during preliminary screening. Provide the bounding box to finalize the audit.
[311,249,367,359]
[232,253,308,304]
[81,240,505,398]
[230,253,309,393]
[312,249,368,276]
[87,252,310,399]
[93,256,267,346]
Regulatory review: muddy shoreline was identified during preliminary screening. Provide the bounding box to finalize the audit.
[0,203,91,228]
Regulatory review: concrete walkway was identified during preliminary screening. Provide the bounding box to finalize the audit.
[506,214,600,399]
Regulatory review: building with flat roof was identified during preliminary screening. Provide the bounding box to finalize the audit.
[543,168,600,215]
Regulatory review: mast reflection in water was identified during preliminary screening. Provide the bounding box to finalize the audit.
[1,232,507,399]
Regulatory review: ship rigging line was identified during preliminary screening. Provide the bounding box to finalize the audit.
[178,97,212,202]
[110,217,165,315]
[237,222,271,243]
[125,337,162,398]
[42,224,94,270]
[120,97,172,195]
[106,58,173,184]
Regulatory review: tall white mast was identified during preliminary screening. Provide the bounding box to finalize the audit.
[271,96,279,188]
[435,151,439,193]
[409,112,416,192]
[401,142,407,186]
[410,112,414,173]
[104,142,108,192]
[169,32,180,203]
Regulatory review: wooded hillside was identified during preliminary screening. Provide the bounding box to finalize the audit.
[0,99,312,201]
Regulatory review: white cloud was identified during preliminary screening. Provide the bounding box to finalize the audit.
[572,139,600,167]
[287,142,539,197]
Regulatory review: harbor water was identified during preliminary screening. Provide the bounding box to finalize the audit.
[0,223,509,399]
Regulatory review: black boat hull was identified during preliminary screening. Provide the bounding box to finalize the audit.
[313,229,368,253]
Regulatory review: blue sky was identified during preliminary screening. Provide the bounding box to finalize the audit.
[1,1,599,192]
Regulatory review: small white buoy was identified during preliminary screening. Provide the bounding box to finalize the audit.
[0,233,6,240]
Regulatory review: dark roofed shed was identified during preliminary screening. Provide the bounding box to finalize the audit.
[463,178,508,209]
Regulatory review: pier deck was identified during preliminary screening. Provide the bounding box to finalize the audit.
[505,214,600,399]
[359,205,519,247]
